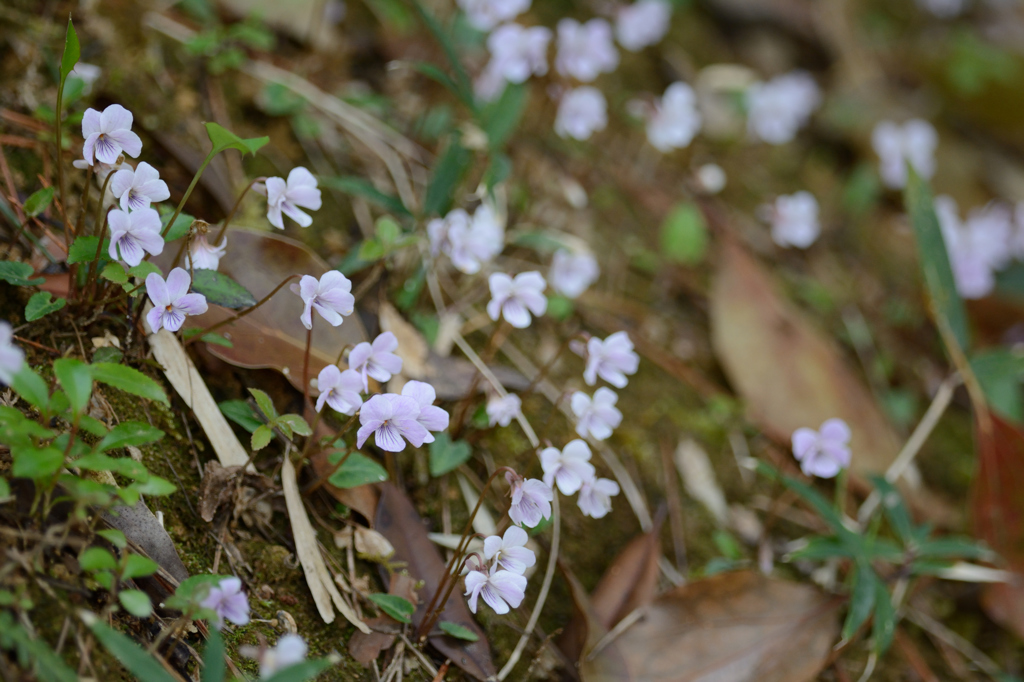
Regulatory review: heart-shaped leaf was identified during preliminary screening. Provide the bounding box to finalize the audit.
[329,452,388,489]
[24,187,55,217]
[25,292,66,321]
[429,433,472,477]
[0,261,44,286]
[205,122,269,157]
[191,269,257,309]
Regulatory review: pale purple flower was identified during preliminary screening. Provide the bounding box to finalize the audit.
[478,24,551,100]
[401,380,450,441]
[555,87,608,141]
[746,72,821,145]
[145,268,209,334]
[107,207,164,266]
[571,388,622,441]
[577,331,639,388]
[356,394,430,452]
[483,526,536,575]
[791,418,851,479]
[769,191,820,249]
[315,365,364,415]
[506,472,553,527]
[872,119,937,189]
[261,167,322,229]
[0,321,25,385]
[487,271,547,328]
[616,0,672,51]
[577,477,620,519]
[69,63,101,95]
[540,439,596,495]
[457,0,530,31]
[253,635,307,679]
[935,195,1012,299]
[185,234,227,271]
[292,271,354,330]
[464,565,527,615]
[555,19,619,82]
[81,104,142,166]
[646,82,702,152]
[487,393,522,427]
[348,331,403,391]
[200,576,250,629]
[550,250,599,299]
[428,205,504,274]
[109,162,170,212]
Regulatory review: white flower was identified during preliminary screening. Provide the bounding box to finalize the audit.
[540,439,595,495]
[261,167,322,229]
[769,191,820,249]
[872,119,937,189]
[107,207,164,266]
[916,0,967,17]
[185,234,227,271]
[81,104,142,166]
[428,205,504,274]
[616,0,672,51]
[256,635,307,679]
[577,331,639,388]
[487,393,522,427]
[571,387,622,441]
[109,162,170,212]
[746,71,821,145]
[550,250,599,299]
[577,477,620,518]
[348,331,403,391]
[292,271,354,330]
[0,321,25,385]
[145,268,209,334]
[936,195,1013,299]
[401,380,450,442]
[478,23,551,100]
[555,87,608,141]
[695,163,727,194]
[506,472,553,527]
[483,525,536,574]
[464,566,526,615]
[457,0,530,32]
[646,82,702,152]
[487,271,547,328]
[315,365,363,415]
[556,19,619,82]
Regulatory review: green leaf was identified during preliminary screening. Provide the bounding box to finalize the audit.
[411,61,463,102]
[376,216,401,244]
[54,358,92,414]
[123,554,160,579]
[320,176,410,217]
[59,17,81,84]
[67,236,106,264]
[11,365,50,410]
[128,262,162,280]
[872,580,896,655]
[870,476,914,545]
[118,590,153,618]
[368,593,414,623]
[96,422,165,452]
[358,239,385,262]
[161,211,195,242]
[23,187,55,218]
[278,414,312,436]
[73,453,149,480]
[251,424,273,451]
[90,363,169,405]
[25,292,66,321]
[841,562,878,641]
[786,536,856,561]
[79,547,117,572]
[201,628,226,682]
[78,414,108,437]
[970,347,1024,423]
[915,537,993,561]
[261,660,334,682]
[328,452,388,488]
[411,1,475,111]
[0,478,9,501]
[439,620,479,641]
[423,139,471,217]
[101,261,129,285]
[0,261,43,286]
[429,433,472,477]
[11,444,63,479]
[204,122,269,157]
[904,169,970,352]
[481,82,528,150]
[97,529,127,549]
[86,619,178,682]
[219,400,262,433]
[249,388,278,420]
[191,269,257,309]
[132,476,176,496]
[661,202,709,265]
[92,346,124,364]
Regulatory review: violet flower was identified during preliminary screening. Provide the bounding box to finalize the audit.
[315,365,364,415]
[768,191,820,249]
[246,634,308,679]
[487,271,547,329]
[555,87,608,141]
[109,162,170,212]
[185,234,227,271]
[483,526,536,575]
[746,72,821,145]
[872,119,937,189]
[571,388,622,441]
[478,23,552,100]
[616,0,672,51]
[791,418,852,479]
[428,205,504,274]
[550,250,599,299]
[578,331,639,388]
[401,380,450,441]
[457,0,530,31]
[577,477,620,519]
[646,82,702,152]
[555,18,619,82]
[934,195,1012,299]
[293,271,355,330]
[0,321,25,385]
[107,207,164,266]
[356,394,430,452]
[82,104,142,166]
[348,331,403,391]
[145,268,209,334]
[487,393,522,427]
[540,439,596,495]
[464,565,527,615]
[200,576,250,629]
[506,472,553,528]
[261,167,322,229]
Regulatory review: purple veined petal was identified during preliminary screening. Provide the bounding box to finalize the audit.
[264,176,287,204]
[298,275,319,301]
[175,293,209,316]
[116,235,144,266]
[286,186,322,210]
[281,201,313,227]
[554,467,583,495]
[479,583,510,614]
[94,134,121,165]
[499,546,535,574]
[488,272,514,299]
[395,418,431,448]
[110,169,134,201]
[374,422,406,452]
[267,203,284,229]
[316,289,355,317]
[464,571,487,613]
[501,299,532,328]
[791,428,818,461]
[417,404,450,433]
[145,272,170,308]
[82,108,101,137]
[327,390,362,416]
[220,598,250,626]
[518,289,548,317]
[106,129,142,158]
[139,179,170,203]
[819,418,851,445]
[145,306,164,334]
[161,308,186,332]
[360,394,393,423]
[100,104,133,133]
[339,369,364,394]
[164,268,192,301]
[124,190,148,212]
[107,208,130,239]
[315,389,330,413]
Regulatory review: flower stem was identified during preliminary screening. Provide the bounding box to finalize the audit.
[160,152,214,238]
[183,274,299,345]
[449,321,508,439]
[214,177,263,244]
[302,321,313,408]
[53,79,70,245]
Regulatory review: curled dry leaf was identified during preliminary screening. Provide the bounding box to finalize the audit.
[334,526,395,562]
[582,571,840,682]
[347,573,419,667]
[198,460,240,523]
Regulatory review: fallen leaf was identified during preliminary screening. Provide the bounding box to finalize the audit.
[347,573,418,666]
[101,500,189,584]
[674,439,728,525]
[198,461,240,523]
[374,483,494,681]
[559,561,630,681]
[582,571,840,682]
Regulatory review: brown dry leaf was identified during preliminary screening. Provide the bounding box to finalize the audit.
[582,571,840,682]
[559,562,630,681]
[347,573,419,667]
[198,461,240,523]
[374,483,494,681]
[101,501,189,584]
[161,227,368,394]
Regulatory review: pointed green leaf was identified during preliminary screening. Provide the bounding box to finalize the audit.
[191,269,257,309]
[90,363,169,405]
[11,444,63,479]
[11,365,50,410]
[481,82,528,150]
[101,261,129,285]
[201,628,226,682]
[96,422,165,452]
[251,424,273,450]
[59,17,80,84]
[328,452,388,488]
[25,292,66,321]
[278,414,311,436]
[872,580,896,655]
[97,529,127,549]
[841,562,877,641]
[86,619,178,682]
[79,547,117,572]
[248,388,278,420]
[24,187,55,218]
[53,358,92,413]
[439,620,479,641]
[368,593,414,623]
[132,476,176,496]
[161,211,195,242]
[128,262,162,280]
[0,261,44,286]
[204,122,269,157]
[118,590,153,618]
[424,139,470,216]
[123,554,159,579]
[218,400,262,433]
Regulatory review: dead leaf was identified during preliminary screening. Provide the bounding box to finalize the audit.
[374,483,494,681]
[198,461,240,523]
[559,562,630,681]
[675,439,728,525]
[102,501,190,583]
[347,573,419,667]
[334,526,395,562]
[582,571,840,682]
